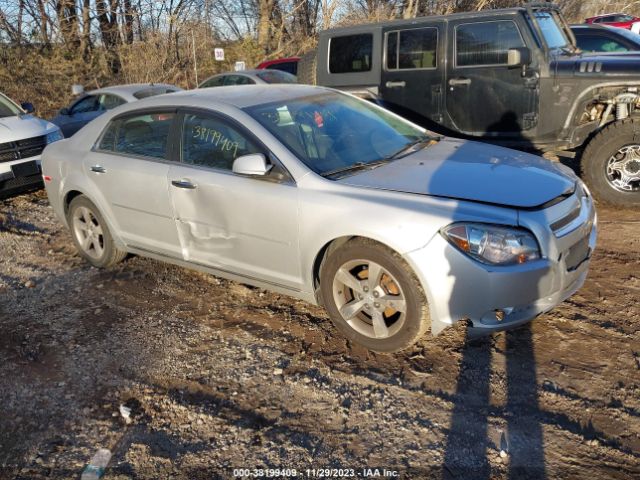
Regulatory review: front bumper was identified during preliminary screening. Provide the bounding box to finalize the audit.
[406,202,597,335]
[0,157,43,197]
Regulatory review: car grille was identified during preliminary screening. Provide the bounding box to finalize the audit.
[550,203,581,233]
[0,135,47,163]
[565,235,591,271]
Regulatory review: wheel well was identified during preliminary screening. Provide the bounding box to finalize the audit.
[312,235,397,303]
[63,190,83,214]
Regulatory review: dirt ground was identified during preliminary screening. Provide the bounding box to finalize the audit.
[0,189,638,479]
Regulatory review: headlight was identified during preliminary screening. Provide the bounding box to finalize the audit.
[441,223,540,265]
[46,129,63,144]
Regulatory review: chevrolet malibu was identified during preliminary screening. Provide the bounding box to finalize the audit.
[41,85,597,352]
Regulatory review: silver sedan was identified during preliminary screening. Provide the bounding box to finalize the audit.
[41,85,597,352]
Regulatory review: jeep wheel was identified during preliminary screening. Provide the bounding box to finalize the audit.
[582,119,640,206]
[67,195,127,268]
[319,238,430,352]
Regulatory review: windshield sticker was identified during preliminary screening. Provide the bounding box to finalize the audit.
[192,125,239,157]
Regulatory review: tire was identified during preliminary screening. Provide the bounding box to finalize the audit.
[319,238,430,352]
[67,195,127,268]
[296,50,317,85]
[581,119,640,206]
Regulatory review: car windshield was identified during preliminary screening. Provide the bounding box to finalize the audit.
[531,11,570,50]
[0,93,24,118]
[255,70,297,84]
[245,92,431,177]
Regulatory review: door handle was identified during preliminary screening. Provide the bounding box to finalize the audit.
[90,165,106,173]
[171,179,197,189]
[448,78,471,86]
[385,81,406,88]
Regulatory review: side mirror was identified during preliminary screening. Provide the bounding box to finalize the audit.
[507,47,531,67]
[232,153,273,176]
[21,102,34,114]
[59,107,70,116]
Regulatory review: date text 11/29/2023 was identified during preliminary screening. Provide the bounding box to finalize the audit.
[232,468,400,477]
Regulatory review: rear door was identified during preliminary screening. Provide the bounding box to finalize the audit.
[87,110,182,257]
[167,109,301,289]
[380,23,445,125]
[445,17,539,137]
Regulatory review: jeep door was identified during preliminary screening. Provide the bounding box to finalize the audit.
[87,110,182,257]
[167,109,301,289]
[380,23,445,126]
[445,17,539,138]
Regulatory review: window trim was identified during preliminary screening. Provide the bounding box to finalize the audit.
[92,107,180,164]
[176,107,295,184]
[453,19,526,69]
[327,33,374,74]
[384,26,439,72]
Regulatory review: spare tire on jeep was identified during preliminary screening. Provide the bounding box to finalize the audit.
[297,50,317,86]
[582,118,640,207]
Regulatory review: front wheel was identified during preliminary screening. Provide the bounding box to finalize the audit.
[319,238,430,352]
[582,119,640,206]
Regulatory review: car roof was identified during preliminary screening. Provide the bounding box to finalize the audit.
[323,6,532,33]
[122,84,333,110]
[88,83,181,97]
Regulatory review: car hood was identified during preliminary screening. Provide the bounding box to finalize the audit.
[336,138,577,209]
[0,114,58,143]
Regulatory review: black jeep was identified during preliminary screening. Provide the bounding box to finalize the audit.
[298,2,640,206]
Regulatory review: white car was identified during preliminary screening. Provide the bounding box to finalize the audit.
[0,92,62,197]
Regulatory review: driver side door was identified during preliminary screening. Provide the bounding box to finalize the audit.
[167,109,301,289]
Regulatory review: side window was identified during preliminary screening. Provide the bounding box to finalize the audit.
[100,112,174,159]
[181,113,262,171]
[576,34,629,52]
[329,34,373,73]
[386,28,437,70]
[224,75,255,85]
[71,95,100,114]
[200,76,225,88]
[99,94,126,111]
[456,21,525,67]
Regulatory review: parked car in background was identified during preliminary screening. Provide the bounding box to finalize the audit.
[297,3,640,207]
[571,24,640,52]
[198,70,297,88]
[585,13,640,30]
[256,57,300,75]
[0,92,62,197]
[42,85,596,352]
[51,83,181,138]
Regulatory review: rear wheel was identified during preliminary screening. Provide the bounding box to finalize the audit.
[320,238,430,352]
[67,195,126,268]
[582,119,640,206]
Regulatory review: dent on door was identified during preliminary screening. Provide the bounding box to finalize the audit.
[169,167,301,288]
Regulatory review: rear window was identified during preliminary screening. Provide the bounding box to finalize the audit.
[133,87,179,100]
[97,112,175,160]
[329,34,373,73]
[387,28,438,70]
[255,70,297,84]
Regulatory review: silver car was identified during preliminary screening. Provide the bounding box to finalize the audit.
[51,83,182,138]
[42,85,597,352]
[198,70,297,88]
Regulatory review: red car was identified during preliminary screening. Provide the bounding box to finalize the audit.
[255,57,300,76]
[585,13,640,30]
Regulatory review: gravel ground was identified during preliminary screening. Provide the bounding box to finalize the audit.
[0,189,638,479]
